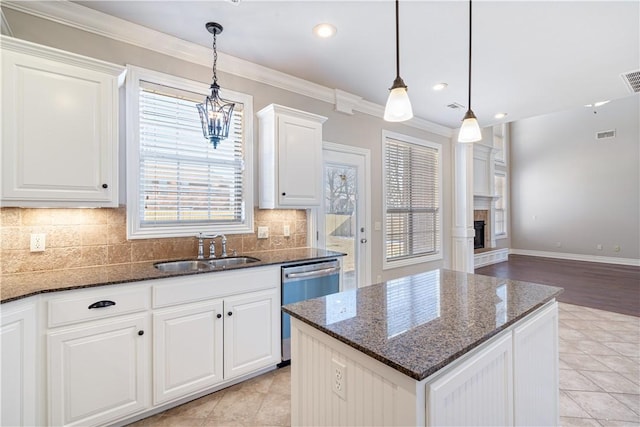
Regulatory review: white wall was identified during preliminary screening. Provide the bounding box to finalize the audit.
[510,95,640,261]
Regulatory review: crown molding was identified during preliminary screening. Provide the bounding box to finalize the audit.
[2,0,453,137]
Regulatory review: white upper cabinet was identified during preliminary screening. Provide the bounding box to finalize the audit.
[1,36,124,207]
[257,104,327,208]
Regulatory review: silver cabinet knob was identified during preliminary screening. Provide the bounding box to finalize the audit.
[360,238,368,243]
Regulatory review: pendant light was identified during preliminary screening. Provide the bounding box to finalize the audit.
[458,0,482,143]
[384,0,413,122]
[197,22,235,149]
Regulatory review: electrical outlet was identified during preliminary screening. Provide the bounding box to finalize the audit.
[332,359,347,400]
[283,224,290,237]
[257,226,269,239]
[555,241,562,248]
[30,233,46,252]
[613,245,621,252]
[596,244,603,251]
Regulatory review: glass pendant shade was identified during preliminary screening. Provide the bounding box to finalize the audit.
[458,109,482,143]
[384,80,413,122]
[197,82,235,149]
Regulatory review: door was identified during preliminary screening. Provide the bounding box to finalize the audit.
[48,314,148,426]
[153,300,224,405]
[224,289,280,380]
[317,143,371,289]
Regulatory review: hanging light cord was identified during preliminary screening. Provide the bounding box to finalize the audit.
[395,0,400,79]
[467,0,473,110]
[211,30,218,85]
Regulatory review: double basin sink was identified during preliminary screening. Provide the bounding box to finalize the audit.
[154,256,260,272]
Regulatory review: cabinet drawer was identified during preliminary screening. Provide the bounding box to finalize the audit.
[48,286,149,328]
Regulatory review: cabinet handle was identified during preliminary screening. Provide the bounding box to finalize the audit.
[102,183,109,189]
[217,313,222,319]
[138,330,144,336]
[227,311,233,316]
[88,300,116,309]
[281,192,286,196]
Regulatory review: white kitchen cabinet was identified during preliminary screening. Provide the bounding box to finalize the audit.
[153,300,224,405]
[1,36,124,207]
[48,314,149,427]
[224,288,281,380]
[513,301,559,426]
[0,299,37,427]
[427,333,513,426]
[257,104,327,208]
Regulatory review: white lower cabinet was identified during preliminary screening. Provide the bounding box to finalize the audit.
[224,289,281,380]
[513,301,559,426]
[153,300,225,405]
[48,314,149,426]
[427,333,513,426]
[153,288,281,404]
[0,299,37,427]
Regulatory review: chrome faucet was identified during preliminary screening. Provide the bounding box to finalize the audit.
[196,233,227,259]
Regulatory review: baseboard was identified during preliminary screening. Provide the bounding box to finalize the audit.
[509,249,640,267]
[474,248,509,268]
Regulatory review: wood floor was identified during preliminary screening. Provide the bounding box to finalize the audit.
[475,254,640,317]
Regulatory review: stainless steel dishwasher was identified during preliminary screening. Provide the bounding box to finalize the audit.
[281,259,341,363]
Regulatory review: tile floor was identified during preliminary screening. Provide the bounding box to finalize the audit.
[128,302,639,427]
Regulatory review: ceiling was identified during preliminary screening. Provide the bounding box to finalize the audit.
[72,0,639,129]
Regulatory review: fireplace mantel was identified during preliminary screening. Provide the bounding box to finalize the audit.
[474,194,500,210]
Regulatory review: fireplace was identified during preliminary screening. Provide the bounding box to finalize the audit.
[474,221,485,249]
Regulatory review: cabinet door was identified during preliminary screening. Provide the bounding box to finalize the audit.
[153,300,224,405]
[0,300,36,427]
[224,289,281,380]
[276,114,323,207]
[513,302,559,426]
[48,314,148,426]
[427,333,513,426]
[1,42,121,207]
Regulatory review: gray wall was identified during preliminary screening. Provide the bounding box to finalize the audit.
[510,95,640,260]
[3,7,454,282]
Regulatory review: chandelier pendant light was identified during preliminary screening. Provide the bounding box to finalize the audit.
[458,0,482,143]
[197,22,235,149]
[384,0,413,122]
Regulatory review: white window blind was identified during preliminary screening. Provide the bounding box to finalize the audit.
[138,81,245,227]
[384,136,441,263]
[126,65,253,239]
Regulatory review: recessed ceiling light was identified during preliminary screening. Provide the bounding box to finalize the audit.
[313,23,337,38]
[494,112,507,119]
[432,83,448,91]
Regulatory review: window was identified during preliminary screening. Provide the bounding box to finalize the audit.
[494,172,507,237]
[126,65,253,238]
[382,131,442,269]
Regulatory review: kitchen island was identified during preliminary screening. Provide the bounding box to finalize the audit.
[282,269,563,426]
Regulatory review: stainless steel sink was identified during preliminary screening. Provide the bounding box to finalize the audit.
[207,256,260,268]
[154,260,214,272]
[154,256,260,272]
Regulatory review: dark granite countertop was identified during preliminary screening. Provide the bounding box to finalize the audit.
[1,247,344,303]
[282,268,563,381]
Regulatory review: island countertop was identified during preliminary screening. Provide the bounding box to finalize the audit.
[282,268,563,381]
[1,247,344,303]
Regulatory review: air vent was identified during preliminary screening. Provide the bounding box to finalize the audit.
[596,129,616,140]
[447,102,465,110]
[621,70,640,93]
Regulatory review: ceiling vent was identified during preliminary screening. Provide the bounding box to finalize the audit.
[596,129,616,140]
[621,70,640,93]
[447,102,465,110]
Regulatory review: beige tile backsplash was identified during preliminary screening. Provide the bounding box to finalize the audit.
[1,207,307,274]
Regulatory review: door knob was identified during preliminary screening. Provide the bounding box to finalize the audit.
[360,238,368,243]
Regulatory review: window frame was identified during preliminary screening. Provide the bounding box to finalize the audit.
[494,170,508,239]
[382,130,443,270]
[125,65,254,239]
